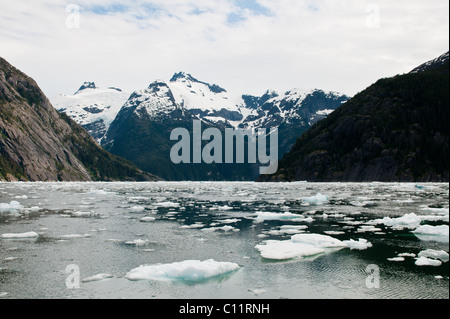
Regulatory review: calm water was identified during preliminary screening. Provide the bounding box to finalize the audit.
[0,182,448,299]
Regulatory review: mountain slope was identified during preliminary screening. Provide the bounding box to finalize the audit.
[99,73,349,181]
[102,80,258,180]
[0,56,160,182]
[51,82,130,142]
[262,52,449,182]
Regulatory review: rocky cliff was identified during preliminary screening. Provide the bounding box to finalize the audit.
[0,56,159,182]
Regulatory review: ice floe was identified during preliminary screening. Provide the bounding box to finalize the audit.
[130,206,145,212]
[124,239,150,246]
[301,193,329,206]
[82,273,114,282]
[417,249,449,262]
[254,212,313,223]
[265,225,308,236]
[255,233,348,261]
[1,232,39,239]
[60,234,92,239]
[371,213,422,230]
[412,225,449,242]
[255,240,325,260]
[387,257,405,262]
[415,257,442,267]
[0,201,24,214]
[154,201,180,208]
[139,216,156,222]
[290,233,347,248]
[342,239,373,250]
[125,259,240,282]
[202,225,239,233]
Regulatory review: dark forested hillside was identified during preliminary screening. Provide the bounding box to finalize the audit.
[262,52,449,182]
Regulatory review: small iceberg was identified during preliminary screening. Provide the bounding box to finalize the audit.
[0,201,24,214]
[255,233,346,261]
[125,259,240,282]
[415,257,442,267]
[255,241,325,260]
[290,233,347,248]
[418,249,449,262]
[412,225,449,243]
[254,212,313,223]
[82,273,114,283]
[372,213,422,230]
[343,238,373,250]
[1,232,39,239]
[301,193,329,206]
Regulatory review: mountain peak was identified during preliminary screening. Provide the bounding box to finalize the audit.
[410,51,449,74]
[75,82,97,94]
[170,71,196,83]
[170,72,227,94]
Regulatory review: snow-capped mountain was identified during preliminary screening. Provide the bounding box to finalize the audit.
[51,82,130,142]
[54,73,350,180]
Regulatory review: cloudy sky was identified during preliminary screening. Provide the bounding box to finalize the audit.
[1,0,448,98]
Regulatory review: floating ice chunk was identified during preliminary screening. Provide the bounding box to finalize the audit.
[342,238,373,250]
[255,240,325,260]
[218,218,240,224]
[70,211,98,218]
[0,201,24,214]
[202,225,239,232]
[357,225,382,233]
[387,257,405,262]
[155,201,180,208]
[15,195,28,199]
[217,205,233,210]
[372,213,422,230]
[1,232,39,239]
[254,212,313,223]
[323,230,345,235]
[418,249,449,262]
[266,225,308,236]
[0,292,8,298]
[124,239,149,246]
[60,234,92,239]
[125,259,240,282]
[412,225,449,239]
[415,257,442,266]
[180,223,205,229]
[140,217,156,222]
[301,193,329,206]
[82,273,114,283]
[290,233,347,248]
[130,206,145,212]
[398,252,416,258]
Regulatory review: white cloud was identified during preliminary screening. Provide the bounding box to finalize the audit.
[0,0,448,98]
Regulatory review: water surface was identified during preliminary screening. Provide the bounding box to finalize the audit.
[0,182,448,299]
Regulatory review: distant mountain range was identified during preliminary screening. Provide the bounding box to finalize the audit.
[261,52,449,182]
[4,51,445,183]
[53,72,349,180]
[0,57,159,182]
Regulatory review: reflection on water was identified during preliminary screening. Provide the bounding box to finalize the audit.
[0,182,448,299]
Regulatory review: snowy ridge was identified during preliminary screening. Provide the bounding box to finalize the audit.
[52,83,130,142]
[124,81,180,118]
[55,73,349,132]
